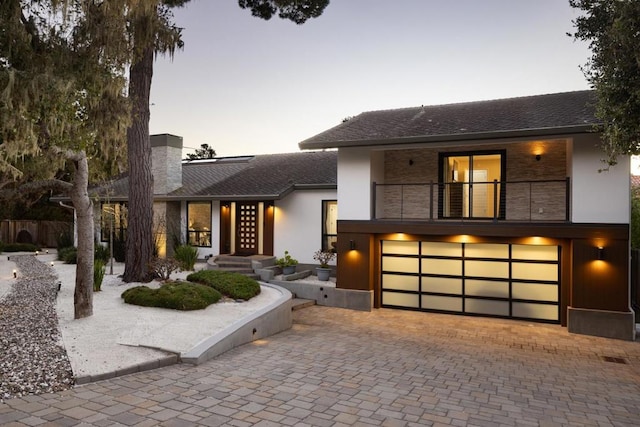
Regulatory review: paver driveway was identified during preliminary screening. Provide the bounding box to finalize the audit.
[2,306,640,426]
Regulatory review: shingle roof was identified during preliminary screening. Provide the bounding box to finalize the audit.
[93,151,337,201]
[299,90,598,150]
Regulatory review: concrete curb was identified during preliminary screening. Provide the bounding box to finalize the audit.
[181,283,292,365]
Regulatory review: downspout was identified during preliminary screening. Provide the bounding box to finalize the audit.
[58,201,78,248]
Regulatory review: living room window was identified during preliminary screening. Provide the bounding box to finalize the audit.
[440,151,505,219]
[322,200,338,252]
[187,202,212,247]
[101,203,128,242]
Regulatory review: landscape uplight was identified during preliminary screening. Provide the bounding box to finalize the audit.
[13,269,17,279]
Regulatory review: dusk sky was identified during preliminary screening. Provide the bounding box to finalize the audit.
[149,0,591,158]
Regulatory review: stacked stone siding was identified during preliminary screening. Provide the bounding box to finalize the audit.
[380,140,568,220]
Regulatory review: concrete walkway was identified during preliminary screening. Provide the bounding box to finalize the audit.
[2,306,640,426]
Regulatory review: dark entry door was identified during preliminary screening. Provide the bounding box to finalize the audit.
[235,202,259,255]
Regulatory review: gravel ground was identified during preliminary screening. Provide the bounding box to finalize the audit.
[0,255,74,402]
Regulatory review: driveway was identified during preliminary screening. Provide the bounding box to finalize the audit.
[2,306,640,426]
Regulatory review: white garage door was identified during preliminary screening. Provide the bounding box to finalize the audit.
[381,241,560,322]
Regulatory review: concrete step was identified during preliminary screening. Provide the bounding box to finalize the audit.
[291,298,315,311]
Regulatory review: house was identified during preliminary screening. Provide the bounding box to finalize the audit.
[94,135,337,265]
[299,90,635,341]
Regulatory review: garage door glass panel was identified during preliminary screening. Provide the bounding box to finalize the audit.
[465,261,509,278]
[512,282,558,302]
[512,244,558,261]
[466,299,510,316]
[422,295,462,312]
[465,243,509,259]
[420,258,462,275]
[512,263,557,281]
[512,302,558,320]
[466,279,509,298]
[382,240,419,255]
[382,274,419,292]
[421,242,462,257]
[383,256,419,273]
[383,292,419,308]
[421,277,462,295]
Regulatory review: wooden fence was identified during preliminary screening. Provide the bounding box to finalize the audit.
[0,220,73,248]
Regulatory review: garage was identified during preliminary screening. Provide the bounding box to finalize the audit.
[381,240,560,323]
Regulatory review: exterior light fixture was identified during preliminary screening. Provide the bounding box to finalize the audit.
[13,269,17,279]
[597,246,605,260]
[535,154,542,161]
[45,250,49,254]
[50,261,54,267]
[35,250,39,256]
[349,240,356,251]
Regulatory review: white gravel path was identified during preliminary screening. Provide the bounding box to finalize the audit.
[0,251,280,401]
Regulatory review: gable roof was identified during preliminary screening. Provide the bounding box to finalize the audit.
[299,90,598,150]
[94,151,337,201]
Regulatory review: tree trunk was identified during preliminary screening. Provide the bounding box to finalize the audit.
[123,45,154,283]
[69,153,94,319]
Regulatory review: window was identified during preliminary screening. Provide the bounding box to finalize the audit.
[322,200,338,251]
[440,151,505,219]
[187,202,212,247]
[101,203,128,242]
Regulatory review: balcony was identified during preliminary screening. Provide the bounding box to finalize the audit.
[372,178,570,222]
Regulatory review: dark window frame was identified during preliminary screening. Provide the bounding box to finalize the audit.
[187,201,213,247]
[437,149,507,220]
[100,202,128,242]
[321,200,338,252]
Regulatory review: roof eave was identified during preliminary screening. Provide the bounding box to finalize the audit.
[299,124,600,150]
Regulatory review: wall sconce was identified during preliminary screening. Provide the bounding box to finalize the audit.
[349,240,356,251]
[222,202,230,208]
[409,159,414,166]
[597,246,605,260]
[13,269,17,279]
[535,154,541,161]
[266,201,274,208]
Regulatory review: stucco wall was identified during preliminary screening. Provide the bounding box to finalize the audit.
[338,148,374,220]
[571,134,630,224]
[274,189,337,265]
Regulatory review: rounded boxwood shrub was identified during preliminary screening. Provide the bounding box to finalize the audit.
[58,246,77,264]
[186,270,261,301]
[121,281,222,310]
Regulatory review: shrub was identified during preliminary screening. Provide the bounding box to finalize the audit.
[174,244,198,271]
[58,246,77,264]
[275,250,298,268]
[56,231,74,250]
[94,259,106,291]
[186,270,261,300]
[149,257,181,280]
[3,243,41,253]
[95,244,110,264]
[121,281,222,310]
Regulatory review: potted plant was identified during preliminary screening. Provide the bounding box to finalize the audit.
[313,249,336,281]
[276,250,298,275]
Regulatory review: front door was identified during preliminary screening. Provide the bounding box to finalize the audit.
[235,202,259,255]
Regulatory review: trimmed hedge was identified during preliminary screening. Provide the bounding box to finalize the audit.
[3,243,41,252]
[186,270,261,301]
[121,281,222,310]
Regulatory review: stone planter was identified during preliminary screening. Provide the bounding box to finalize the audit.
[316,267,331,281]
[282,265,296,275]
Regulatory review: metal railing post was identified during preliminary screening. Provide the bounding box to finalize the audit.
[429,181,434,221]
[372,182,377,219]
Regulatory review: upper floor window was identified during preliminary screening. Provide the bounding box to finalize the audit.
[187,202,212,247]
[322,200,338,252]
[439,151,505,219]
[101,202,128,242]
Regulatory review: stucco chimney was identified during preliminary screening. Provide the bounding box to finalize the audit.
[151,134,183,194]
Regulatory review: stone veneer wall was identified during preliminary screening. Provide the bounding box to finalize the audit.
[381,140,567,220]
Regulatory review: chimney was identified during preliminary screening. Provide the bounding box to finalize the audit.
[151,134,183,194]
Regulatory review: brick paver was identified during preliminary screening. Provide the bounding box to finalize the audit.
[2,306,640,426]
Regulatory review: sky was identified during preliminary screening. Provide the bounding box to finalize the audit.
[149,0,592,158]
